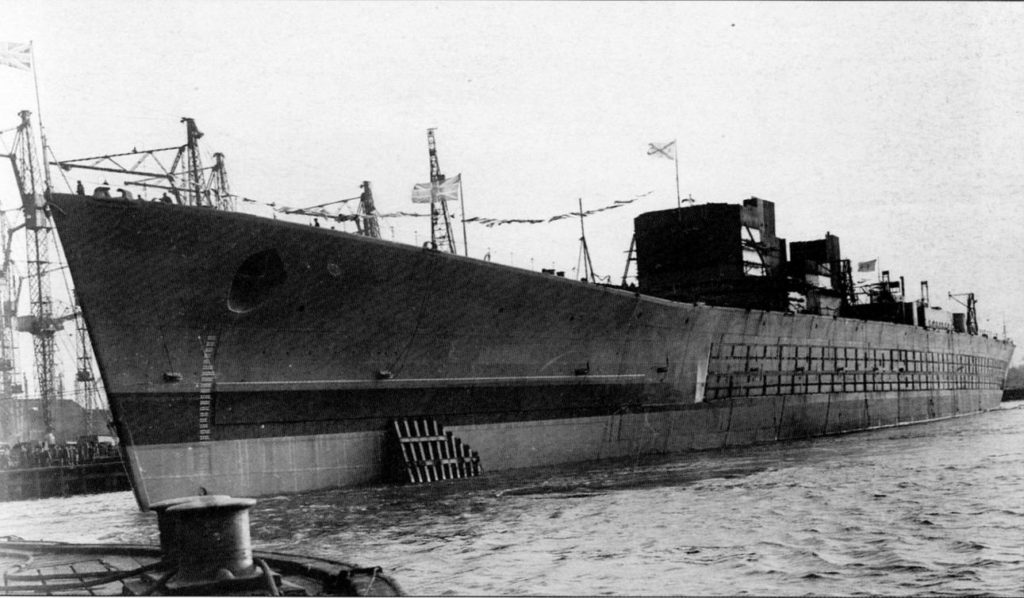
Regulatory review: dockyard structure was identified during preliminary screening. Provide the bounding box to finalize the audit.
[5,399,110,444]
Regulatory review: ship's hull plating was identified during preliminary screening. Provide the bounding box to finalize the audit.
[46,194,1015,509]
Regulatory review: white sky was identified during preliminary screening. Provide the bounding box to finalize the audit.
[1,1,1022,379]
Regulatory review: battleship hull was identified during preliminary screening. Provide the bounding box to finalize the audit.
[46,193,1014,510]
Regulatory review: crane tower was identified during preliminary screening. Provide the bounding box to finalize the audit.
[6,110,58,437]
[427,129,457,254]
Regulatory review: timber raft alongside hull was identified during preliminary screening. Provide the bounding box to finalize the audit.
[45,193,1014,510]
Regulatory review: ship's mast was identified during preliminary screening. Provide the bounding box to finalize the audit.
[427,129,457,254]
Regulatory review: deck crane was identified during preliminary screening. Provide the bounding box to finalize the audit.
[948,292,979,335]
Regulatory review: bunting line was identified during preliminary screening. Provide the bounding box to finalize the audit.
[463,191,653,228]
[235,190,654,226]
[258,190,655,225]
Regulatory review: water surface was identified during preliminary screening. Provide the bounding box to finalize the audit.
[2,407,1022,595]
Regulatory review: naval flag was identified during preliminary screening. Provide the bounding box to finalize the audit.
[0,42,32,71]
[857,259,877,273]
[647,140,676,160]
[411,173,461,204]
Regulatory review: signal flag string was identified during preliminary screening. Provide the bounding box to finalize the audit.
[249,190,656,226]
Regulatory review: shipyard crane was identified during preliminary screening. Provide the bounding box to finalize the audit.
[0,213,25,442]
[52,117,233,210]
[356,181,381,239]
[948,292,979,335]
[1,110,61,437]
[207,151,234,211]
[72,298,100,435]
[2,110,99,439]
[426,128,457,254]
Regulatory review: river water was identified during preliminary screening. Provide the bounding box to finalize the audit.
[2,406,1022,596]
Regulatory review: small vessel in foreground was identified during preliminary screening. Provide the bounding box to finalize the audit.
[0,494,402,596]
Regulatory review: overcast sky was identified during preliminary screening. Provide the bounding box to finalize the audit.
[2,2,1023,373]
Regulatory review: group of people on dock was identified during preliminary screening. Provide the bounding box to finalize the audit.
[0,438,120,470]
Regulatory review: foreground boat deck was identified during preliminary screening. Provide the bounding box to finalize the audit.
[0,539,402,596]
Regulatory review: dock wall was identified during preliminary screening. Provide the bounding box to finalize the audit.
[0,460,131,501]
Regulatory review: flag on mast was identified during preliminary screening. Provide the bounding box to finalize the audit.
[647,140,676,160]
[648,140,683,207]
[857,259,877,273]
[0,42,32,71]
[411,173,462,204]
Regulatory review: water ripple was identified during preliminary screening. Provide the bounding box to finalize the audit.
[2,409,1023,595]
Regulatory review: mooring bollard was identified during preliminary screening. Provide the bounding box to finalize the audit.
[149,495,200,566]
[156,495,260,589]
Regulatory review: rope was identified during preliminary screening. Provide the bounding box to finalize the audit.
[360,567,379,597]
[255,558,280,596]
[139,567,177,596]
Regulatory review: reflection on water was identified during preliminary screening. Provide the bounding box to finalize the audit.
[2,407,1022,595]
